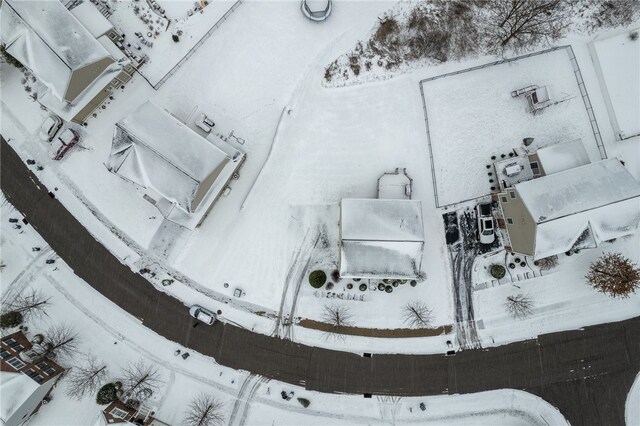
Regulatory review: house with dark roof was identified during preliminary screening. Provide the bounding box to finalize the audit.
[0,331,65,426]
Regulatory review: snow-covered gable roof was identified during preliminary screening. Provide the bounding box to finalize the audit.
[516,159,640,259]
[0,371,40,423]
[70,1,114,39]
[340,199,424,279]
[106,102,231,213]
[537,139,590,175]
[0,0,111,101]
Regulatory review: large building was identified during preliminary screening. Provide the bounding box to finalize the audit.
[1,331,65,426]
[498,159,640,259]
[105,102,245,229]
[339,198,425,279]
[0,0,133,124]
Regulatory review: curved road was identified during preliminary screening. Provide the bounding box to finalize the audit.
[2,137,638,425]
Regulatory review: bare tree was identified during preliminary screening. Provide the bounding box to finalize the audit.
[482,0,570,53]
[3,289,50,320]
[505,294,534,319]
[536,255,558,271]
[586,252,640,298]
[183,393,225,426]
[401,301,434,328]
[65,354,108,400]
[43,324,79,360]
[121,360,162,401]
[320,304,354,340]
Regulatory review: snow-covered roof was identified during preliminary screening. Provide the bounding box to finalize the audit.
[0,0,111,102]
[536,139,590,175]
[516,159,640,259]
[0,371,40,423]
[70,1,114,39]
[106,102,238,215]
[340,199,424,279]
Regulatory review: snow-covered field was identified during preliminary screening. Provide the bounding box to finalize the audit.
[0,198,570,426]
[591,28,640,140]
[420,47,601,207]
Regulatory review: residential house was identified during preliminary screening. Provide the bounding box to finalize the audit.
[105,102,246,229]
[98,399,170,426]
[0,331,65,426]
[497,159,640,259]
[339,198,425,279]
[0,0,134,124]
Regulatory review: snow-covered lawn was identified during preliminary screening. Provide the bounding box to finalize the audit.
[107,0,239,85]
[473,235,640,347]
[590,29,640,140]
[420,47,601,207]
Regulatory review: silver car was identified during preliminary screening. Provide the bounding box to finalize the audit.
[39,115,63,142]
[477,202,495,245]
[189,305,216,325]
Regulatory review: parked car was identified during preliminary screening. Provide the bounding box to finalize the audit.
[189,305,216,325]
[39,115,63,142]
[477,202,495,245]
[52,129,79,160]
[195,113,215,133]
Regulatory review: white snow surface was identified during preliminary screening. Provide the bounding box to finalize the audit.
[515,159,640,259]
[0,371,40,422]
[535,138,590,175]
[627,372,640,426]
[70,1,114,39]
[591,30,640,139]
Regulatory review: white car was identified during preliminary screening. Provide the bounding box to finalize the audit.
[195,113,215,133]
[39,115,63,142]
[189,305,216,325]
[477,202,495,245]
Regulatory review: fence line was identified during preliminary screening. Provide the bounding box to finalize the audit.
[152,0,243,89]
[419,45,607,209]
[566,46,608,159]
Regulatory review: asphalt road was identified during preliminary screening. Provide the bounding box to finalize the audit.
[2,137,638,425]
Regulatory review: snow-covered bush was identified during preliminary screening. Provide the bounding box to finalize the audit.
[297,397,311,408]
[0,311,22,328]
[96,382,118,405]
[490,264,506,279]
[308,270,327,288]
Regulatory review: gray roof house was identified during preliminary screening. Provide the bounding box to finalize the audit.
[498,159,640,259]
[339,198,425,279]
[106,102,245,229]
[0,0,130,123]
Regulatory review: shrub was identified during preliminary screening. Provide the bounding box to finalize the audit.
[490,264,506,279]
[359,283,367,291]
[0,311,23,328]
[297,397,310,408]
[308,270,326,288]
[331,270,341,283]
[630,31,639,41]
[508,263,516,269]
[96,383,118,405]
[0,45,23,69]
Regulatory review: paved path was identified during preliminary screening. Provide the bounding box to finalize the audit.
[2,137,638,426]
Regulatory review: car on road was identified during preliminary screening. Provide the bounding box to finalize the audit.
[52,129,79,160]
[195,113,215,133]
[39,115,63,142]
[189,305,216,325]
[477,202,495,245]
